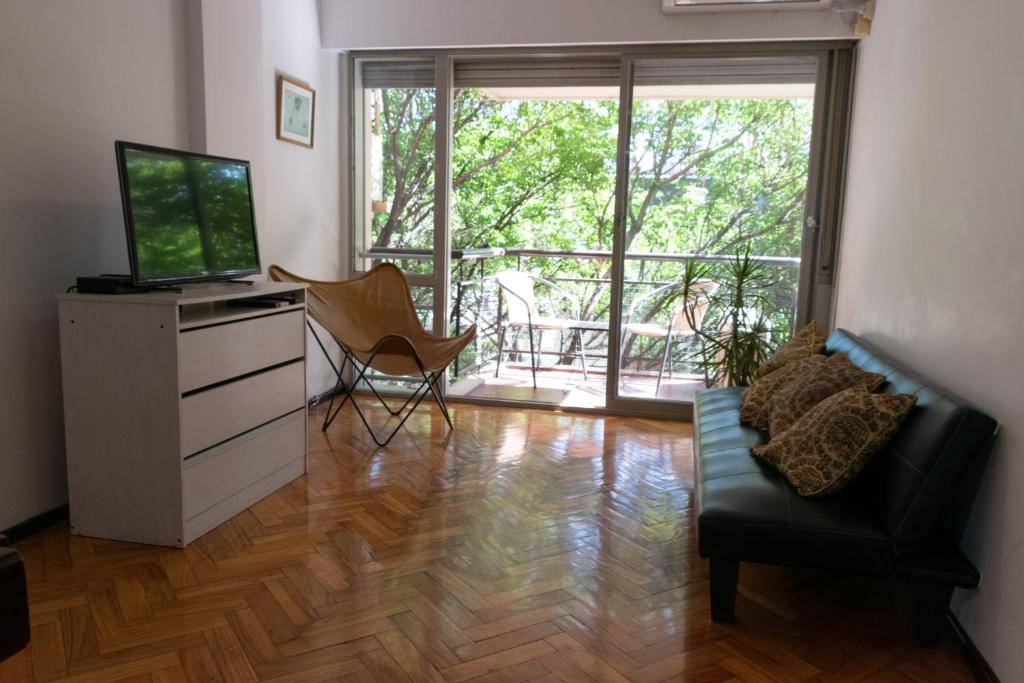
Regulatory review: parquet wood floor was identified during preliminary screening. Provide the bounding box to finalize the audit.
[13,402,975,682]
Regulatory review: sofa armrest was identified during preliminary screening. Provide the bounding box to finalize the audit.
[892,530,980,589]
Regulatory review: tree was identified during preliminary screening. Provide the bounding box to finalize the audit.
[367,85,813,374]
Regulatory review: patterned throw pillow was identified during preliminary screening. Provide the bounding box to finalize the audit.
[766,353,886,436]
[751,388,917,497]
[740,355,829,431]
[756,321,827,378]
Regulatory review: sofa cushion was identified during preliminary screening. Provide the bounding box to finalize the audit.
[766,353,886,436]
[825,330,998,550]
[695,386,744,416]
[755,321,826,378]
[739,354,820,431]
[752,388,917,497]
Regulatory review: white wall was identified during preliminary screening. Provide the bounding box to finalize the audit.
[834,1,1024,679]
[0,0,190,530]
[189,0,268,232]
[262,0,344,397]
[317,0,854,50]
[189,0,344,397]
[0,0,342,529]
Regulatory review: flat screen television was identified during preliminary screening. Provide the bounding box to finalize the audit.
[115,141,261,286]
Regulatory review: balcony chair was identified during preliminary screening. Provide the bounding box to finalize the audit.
[269,264,476,448]
[494,271,595,389]
[622,279,718,394]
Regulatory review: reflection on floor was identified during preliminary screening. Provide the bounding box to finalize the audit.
[13,405,975,681]
[449,362,705,408]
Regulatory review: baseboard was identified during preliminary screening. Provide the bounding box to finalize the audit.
[2,505,70,544]
[946,610,1001,683]
[307,384,407,408]
[308,386,341,408]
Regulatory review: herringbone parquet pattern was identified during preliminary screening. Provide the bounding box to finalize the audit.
[13,403,974,682]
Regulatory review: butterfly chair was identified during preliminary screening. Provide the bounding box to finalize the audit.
[494,271,595,389]
[269,264,476,447]
[622,279,719,395]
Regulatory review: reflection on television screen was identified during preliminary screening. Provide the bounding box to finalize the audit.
[122,147,258,284]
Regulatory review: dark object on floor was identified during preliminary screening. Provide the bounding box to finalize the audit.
[694,328,998,645]
[0,535,29,662]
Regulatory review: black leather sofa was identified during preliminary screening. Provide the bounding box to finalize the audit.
[694,329,997,645]
[0,535,29,663]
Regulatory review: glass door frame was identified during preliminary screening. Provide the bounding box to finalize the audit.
[604,47,844,419]
[348,54,453,396]
[345,42,855,418]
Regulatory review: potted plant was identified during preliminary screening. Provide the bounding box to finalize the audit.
[678,249,774,388]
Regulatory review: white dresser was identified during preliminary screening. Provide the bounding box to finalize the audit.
[57,282,308,547]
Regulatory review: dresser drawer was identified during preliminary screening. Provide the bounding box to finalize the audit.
[183,410,305,521]
[180,361,305,456]
[179,310,304,393]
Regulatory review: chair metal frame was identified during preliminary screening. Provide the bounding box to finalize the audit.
[493,272,591,389]
[309,322,452,448]
[621,279,718,394]
[271,264,472,449]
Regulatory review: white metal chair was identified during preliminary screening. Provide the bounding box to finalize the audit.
[494,271,589,388]
[622,279,719,394]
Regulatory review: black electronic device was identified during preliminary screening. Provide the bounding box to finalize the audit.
[75,275,153,295]
[115,141,261,286]
[225,297,294,309]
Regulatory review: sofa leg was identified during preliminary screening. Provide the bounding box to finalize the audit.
[908,580,954,646]
[709,557,739,623]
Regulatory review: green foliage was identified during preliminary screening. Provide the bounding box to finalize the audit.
[680,253,774,388]
[368,85,813,373]
[128,154,257,280]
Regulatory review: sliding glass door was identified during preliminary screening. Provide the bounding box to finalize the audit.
[348,46,853,416]
[351,57,449,393]
[445,59,621,408]
[608,55,819,413]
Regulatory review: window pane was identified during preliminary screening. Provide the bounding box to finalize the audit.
[618,57,815,402]
[356,59,436,275]
[447,85,620,408]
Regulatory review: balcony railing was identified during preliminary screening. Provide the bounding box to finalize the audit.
[360,247,801,381]
[361,246,800,268]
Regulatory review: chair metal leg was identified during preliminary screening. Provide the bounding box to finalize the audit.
[494,324,506,378]
[577,329,588,380]
[619,330,629,374]
[308,321,354,407]
[307,321,457,447]
[423,370,453,430]
[668,337,674,380]
[322,371,345,431]
[508,327,521,364]
[307,320,340,379]
[656,333,673,395]
[527,323,537,388]
[329,349,439,447]
[363,374,409,417]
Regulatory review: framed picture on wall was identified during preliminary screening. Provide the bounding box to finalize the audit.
[276,74,315,148]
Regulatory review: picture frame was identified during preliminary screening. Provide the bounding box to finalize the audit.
[276,74,315,148]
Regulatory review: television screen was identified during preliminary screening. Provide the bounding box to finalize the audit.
[116,141,261,285]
